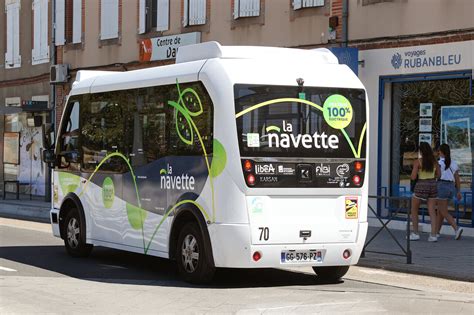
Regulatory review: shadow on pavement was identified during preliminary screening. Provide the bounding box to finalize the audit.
[0,245,342,288]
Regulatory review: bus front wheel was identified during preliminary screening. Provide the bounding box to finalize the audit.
[63,208,93,257]
[176,222,215,284]
[312,266,349,282]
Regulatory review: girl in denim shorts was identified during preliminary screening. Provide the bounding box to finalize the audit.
[436,144,463,240]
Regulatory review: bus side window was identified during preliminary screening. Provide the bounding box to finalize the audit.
[167,82,213,156]
[81,92,130,173]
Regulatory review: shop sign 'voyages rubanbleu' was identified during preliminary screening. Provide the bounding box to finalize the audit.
[139,32,201,62]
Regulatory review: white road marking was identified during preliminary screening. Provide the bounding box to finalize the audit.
[0,266,17,272]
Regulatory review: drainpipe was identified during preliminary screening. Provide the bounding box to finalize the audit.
[342,0,348,47]
[45,0,56,202]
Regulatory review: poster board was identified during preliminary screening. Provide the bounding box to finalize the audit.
[3,132,20,165]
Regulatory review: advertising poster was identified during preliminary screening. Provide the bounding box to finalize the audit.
[440,105,473,179]
[419,103,433,117]
[419,118,432,132]
[3,132,20,164]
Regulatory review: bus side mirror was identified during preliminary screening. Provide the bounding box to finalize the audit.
[42,149,56,168]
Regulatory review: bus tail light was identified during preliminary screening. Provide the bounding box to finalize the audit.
[343,249,351,259]
[244,159,253,172]
[354,161,363,172]
[253,251,262,262]
[246,174,256,186]
[352,175,361,186]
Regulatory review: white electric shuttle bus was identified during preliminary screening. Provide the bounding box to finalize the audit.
[45,42,369,283]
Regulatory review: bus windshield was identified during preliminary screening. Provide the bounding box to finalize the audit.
[235,84,367,188]
[235,84,367,159]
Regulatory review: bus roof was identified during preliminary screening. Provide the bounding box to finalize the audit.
[176,41,339,65]
[70,41,347,95]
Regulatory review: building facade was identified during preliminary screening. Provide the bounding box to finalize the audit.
[1,0,472,223]
[1,0,52,198]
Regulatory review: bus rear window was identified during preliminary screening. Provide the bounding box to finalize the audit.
[235,84,367,159]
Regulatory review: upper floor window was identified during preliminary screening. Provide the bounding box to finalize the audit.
[233,0,260,19]
[183,0,206,27]
[55,0,82,45]
[293,0,325,10]
[32,0,49,65]
[5,0,21,68]
[139,0,169,33]
[100,0,119,40]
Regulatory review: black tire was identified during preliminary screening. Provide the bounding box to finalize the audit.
[176,222,215,284]
[312,266,349,282]
[63,208,93,257]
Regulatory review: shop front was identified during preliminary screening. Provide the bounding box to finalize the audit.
[359,40,473,226]
[2,98,51,199]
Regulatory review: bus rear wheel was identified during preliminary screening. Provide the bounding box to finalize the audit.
[176,222,215,284]
[63,208,93,257]
[312,266,349,282]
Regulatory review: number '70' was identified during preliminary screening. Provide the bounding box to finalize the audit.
[258,227,269,241]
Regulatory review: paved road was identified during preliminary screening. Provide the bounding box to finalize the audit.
[0,218,472,314]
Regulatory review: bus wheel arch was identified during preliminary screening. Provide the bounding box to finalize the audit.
[59,193,93,257]
[170,206,215,283]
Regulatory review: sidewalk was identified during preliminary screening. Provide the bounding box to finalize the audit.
[0,198,472,282]
[358,225,474,282]
[0,198,50,223]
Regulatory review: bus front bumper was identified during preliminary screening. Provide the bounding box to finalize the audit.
[209,222,368,268]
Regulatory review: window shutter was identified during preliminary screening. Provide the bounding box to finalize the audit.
[55,0,65,46]
[32,0,41,62]
[101,0,119,40]
[5,4,14,66]
[235,0,259,18]
[39,0,49,59]
[12,2,21,66]
[182,0,188,26]
[188,0,206,26]
[293,0,302,10]
[156,0,169,31]
[72,0,82,43]
[32,0,49,63]
[138,0,146,34]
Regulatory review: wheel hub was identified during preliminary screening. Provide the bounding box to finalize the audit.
[181,234,199,273]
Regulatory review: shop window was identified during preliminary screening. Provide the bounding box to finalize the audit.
[5,0,21,68]
[183,0,206,26]
[390,78,473,221]
[293,0,325,10]
[139,0,169,33]
[233,0,260,19]
[100,0,119,40]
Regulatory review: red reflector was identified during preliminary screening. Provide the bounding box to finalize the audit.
[244,160,253,172]
[253,251,262,261]
[343,249,351,259]
[352,175,361,186]
[247,174,256,186]
[354,161,363,172]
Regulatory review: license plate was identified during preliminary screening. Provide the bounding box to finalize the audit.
[280,250,324,263]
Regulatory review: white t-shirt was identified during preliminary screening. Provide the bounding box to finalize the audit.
[438,158,459,182]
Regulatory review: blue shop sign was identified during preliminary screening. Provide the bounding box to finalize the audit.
[329,47,359,76]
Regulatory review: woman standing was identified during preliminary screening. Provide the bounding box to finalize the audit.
[410,142,441,242]
[436,144,463,240]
